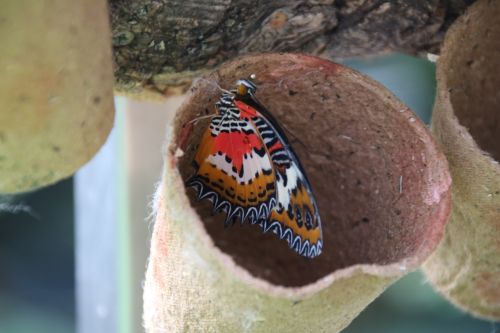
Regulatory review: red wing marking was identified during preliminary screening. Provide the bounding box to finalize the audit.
[213,131,262,171]
[235,100,257,118]
[268,140,284,154]
[187,114,277,226]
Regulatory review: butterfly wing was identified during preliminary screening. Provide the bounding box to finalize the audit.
[235,99,323,258]
[187,114,278,226]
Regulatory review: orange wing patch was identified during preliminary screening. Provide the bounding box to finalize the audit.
[268,180,322,257]
[187,119,277,225]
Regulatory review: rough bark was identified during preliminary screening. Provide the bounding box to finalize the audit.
[109,0,475,95]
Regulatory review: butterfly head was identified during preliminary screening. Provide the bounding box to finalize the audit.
[236,74,257,97]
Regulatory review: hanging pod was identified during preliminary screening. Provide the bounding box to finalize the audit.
[144,53,451,333]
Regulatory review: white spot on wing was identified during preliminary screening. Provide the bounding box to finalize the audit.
[276,167,298,209]
[206,152,272,184]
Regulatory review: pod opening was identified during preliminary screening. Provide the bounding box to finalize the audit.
[174,55,448,287]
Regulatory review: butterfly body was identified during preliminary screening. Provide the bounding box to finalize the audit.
[187,78,323,258]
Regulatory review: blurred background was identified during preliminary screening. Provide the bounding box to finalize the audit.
[0,179,74,333]
[0,54,498,333]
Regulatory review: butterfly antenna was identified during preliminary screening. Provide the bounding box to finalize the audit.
[186,113,218,125]
[195,77,233,95]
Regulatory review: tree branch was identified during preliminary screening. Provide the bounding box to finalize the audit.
[109,0,475,94]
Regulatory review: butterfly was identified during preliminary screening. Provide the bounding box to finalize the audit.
[186,76,323,258]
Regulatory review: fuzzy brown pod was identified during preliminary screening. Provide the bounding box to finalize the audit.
[421,0,500,320]
[144,53,451,332]
[0,1,115,193]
